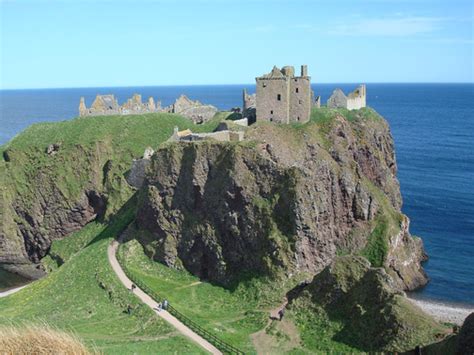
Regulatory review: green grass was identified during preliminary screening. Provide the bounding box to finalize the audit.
[0,112,227,354]
[0,219,206,354]
[118,239,303,354]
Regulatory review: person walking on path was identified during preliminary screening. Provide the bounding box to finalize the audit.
[278,308,285,321]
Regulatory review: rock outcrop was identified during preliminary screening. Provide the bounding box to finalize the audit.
[288,255,446,352]
[0,141,130,278]
[132,109,427,291]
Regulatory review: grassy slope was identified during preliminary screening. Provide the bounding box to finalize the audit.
[119,239,280,353]
[0,222,205,353]
[0,112,226,354]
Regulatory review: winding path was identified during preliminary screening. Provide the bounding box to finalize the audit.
[0,285,28,298]
[108,240,222,355]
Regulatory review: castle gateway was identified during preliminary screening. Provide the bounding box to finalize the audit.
[256,65,312,124]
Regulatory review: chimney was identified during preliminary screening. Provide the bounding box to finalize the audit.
[301,65,308,77]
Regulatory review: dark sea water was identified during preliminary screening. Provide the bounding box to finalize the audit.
[0,84,473,304]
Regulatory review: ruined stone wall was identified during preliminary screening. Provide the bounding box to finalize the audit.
[289,77,311,123]
[256,78,290,124]
[346,85,367,110]
[327,85,366,111]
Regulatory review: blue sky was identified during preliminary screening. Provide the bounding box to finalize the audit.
[1,0,472,89]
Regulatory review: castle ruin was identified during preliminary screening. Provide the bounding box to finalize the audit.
[79,94,160,117]
[79,93,218,123]
[327,85,366,110]
[255,65,313,124]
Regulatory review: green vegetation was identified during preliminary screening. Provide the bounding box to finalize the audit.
[0,112,226,354]
[289,255,447,353]
[118,239,293,353]
[0,108,438,354]
[0,222,205,353]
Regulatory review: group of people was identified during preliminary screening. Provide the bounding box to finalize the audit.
[130,283,169,312]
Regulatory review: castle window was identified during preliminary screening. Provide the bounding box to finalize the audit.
[277,94,281,101]
[270,110,273,114]
[299,100,302,104]
[263,83,267,88]
[270,117,273,122]
[296,88,299,93]
[297,117,300,121]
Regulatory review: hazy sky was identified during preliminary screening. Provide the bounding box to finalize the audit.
[1,0,473,89]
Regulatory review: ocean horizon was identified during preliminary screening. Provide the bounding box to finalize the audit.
[1,83,473,306]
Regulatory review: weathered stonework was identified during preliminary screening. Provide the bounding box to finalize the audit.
[78,93,216,123]
[79,94,159,117]
[255,65,313,124]
[164,95,218,124]
[168,126,244,143]
[327,85,367,110]
[242,89,256,123]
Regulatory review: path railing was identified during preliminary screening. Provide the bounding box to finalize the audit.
[116,248,244,355]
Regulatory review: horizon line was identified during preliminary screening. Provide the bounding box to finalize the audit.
[1,81,473,91]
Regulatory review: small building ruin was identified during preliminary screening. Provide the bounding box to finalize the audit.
[168,126,244,143]
[327,85,366,110]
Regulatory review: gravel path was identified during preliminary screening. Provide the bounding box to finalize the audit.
[108,240,221,354]
[408,297,474,325]
[0,285,28,298]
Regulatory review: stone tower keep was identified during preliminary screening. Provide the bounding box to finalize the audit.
[255,65,312,124]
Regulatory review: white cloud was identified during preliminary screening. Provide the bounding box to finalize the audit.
[328,16,445,37]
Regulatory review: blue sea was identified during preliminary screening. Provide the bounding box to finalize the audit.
[1,84,473,305]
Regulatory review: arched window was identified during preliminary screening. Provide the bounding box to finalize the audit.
[277,94,281,101]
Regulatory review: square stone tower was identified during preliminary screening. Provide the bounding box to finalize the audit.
[256,65,312,124]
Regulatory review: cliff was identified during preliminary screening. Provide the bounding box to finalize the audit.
[288,255,445,352]
[0,113,221,278]
[133,108,427,291]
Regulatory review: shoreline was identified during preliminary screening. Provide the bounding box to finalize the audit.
[408,296,474,325]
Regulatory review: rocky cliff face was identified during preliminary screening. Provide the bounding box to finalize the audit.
[0,141,131,278]
[133,109,427,291]
[288,255,445,352]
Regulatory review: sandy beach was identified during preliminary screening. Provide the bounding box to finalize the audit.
[409,297,474,325]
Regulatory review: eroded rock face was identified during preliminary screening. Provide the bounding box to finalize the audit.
[134,111,427,290]
[457,312,474,355]
[288,255,445,352]
[0,142,125,278]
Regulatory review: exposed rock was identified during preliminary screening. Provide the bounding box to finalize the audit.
[457,312,474,355]
[133,110,426,290]
[288,255,446,352]
[126,147,155,189]
[0,142,126,279]
[45,143,61,155]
